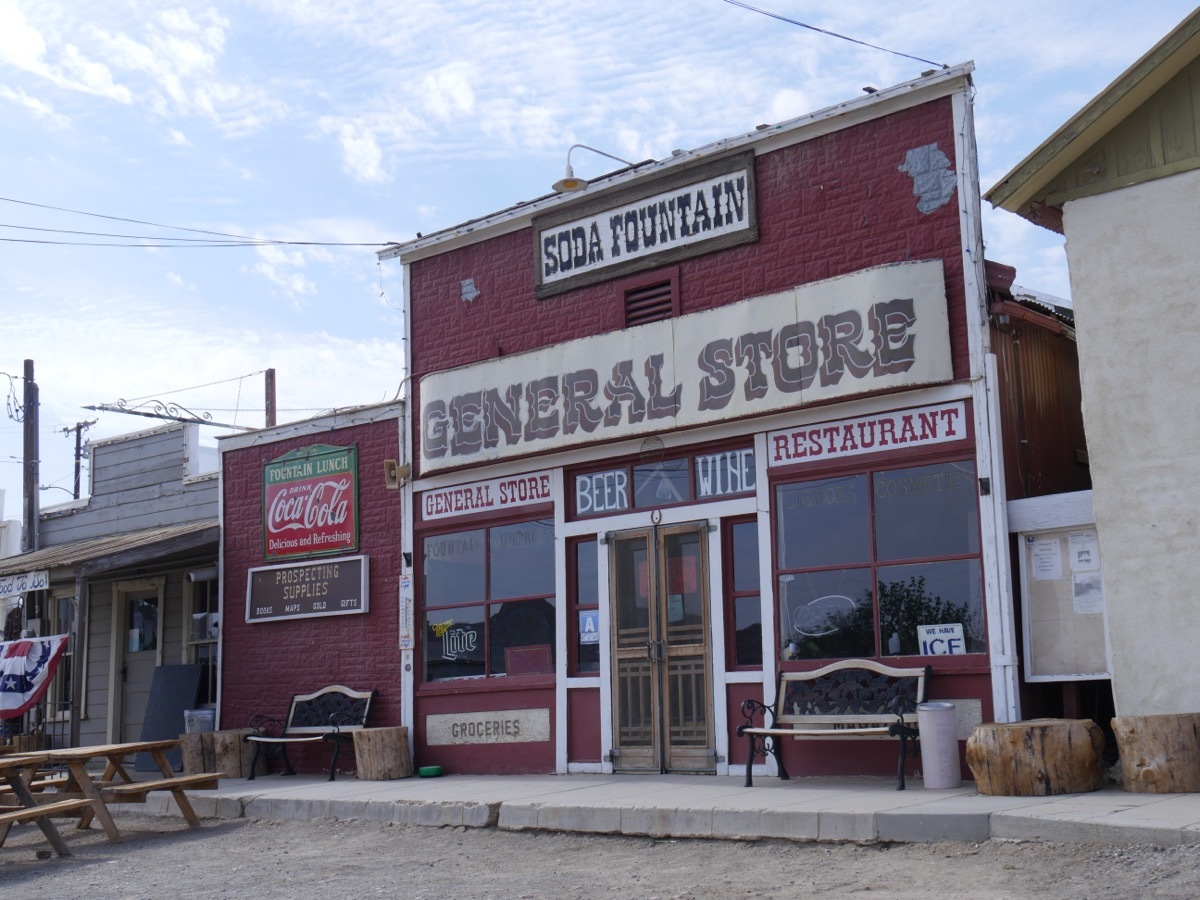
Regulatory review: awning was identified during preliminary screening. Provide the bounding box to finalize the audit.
[0,519,219,581]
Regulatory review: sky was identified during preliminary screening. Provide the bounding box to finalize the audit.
[1,0,1196,524]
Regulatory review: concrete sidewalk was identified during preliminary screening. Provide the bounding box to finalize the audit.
[133,773,1200,847]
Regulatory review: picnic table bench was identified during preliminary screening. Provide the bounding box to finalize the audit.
[737,659,931,790]
[245,685,375,782]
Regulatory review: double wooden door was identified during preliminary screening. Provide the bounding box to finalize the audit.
[609,523,714,773]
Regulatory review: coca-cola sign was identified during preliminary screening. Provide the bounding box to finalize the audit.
[263,444,358,559]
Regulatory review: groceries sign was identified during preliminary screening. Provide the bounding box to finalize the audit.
[420,261,953,473]
[263,444,358,560]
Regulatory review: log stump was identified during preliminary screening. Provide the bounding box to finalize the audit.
[181,728,260,778]
[353,726,413,780]
[966,718,1103,796]
[1112,713,1200,793]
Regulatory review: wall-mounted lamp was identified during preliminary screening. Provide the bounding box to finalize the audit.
[552,144,635,193]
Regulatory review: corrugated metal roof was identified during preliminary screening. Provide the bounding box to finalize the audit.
[0,519,218,578]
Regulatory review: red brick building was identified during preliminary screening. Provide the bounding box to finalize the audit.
[217,404,405,774]
[379,64,1021,779]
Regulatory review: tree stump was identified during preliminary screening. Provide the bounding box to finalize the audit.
[353,726,413,780]
[1112,713,1200,793]
[181,728,259,778]
[966,718,1103,796]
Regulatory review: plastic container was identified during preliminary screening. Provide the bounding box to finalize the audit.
[183,709,216,734]
[418,765,443,778]
[917,701,960,789]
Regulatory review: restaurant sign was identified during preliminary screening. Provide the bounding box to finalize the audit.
[767,400,969,467]
[420,260,952,473]
[263,444,358,560]
[245,555,368,623]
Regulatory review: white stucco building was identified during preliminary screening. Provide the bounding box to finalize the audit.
[988,10,1200,716]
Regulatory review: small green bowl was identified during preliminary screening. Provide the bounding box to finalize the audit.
[418,765,443,778]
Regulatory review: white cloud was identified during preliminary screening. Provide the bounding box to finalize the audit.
[331,120,387,184]
[166,127,191,146]
[0,0,46,71]
[0,83,68,126]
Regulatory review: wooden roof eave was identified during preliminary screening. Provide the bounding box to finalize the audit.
[986,11,1200,224]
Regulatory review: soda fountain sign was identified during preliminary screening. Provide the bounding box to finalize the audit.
[263,444,358,560]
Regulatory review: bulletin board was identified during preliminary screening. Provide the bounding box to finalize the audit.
[1017,526,1110,681]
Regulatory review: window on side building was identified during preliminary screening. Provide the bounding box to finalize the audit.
[422,519,556,682]
[774,459,984,662]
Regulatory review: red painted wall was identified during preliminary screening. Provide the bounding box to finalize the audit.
[407,98,967,478]
[220,417,402,775]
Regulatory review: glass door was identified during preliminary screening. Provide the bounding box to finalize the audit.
[610,522,713,773]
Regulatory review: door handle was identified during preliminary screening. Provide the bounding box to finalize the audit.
[656,640,665,663]
[646,640,656,662]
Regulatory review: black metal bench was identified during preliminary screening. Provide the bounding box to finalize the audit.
[737,659,931,790]
[244,685,375,782]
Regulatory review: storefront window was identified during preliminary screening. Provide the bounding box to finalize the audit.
[570,539,600,675]
[726,519,763,668]
[422,520,555,682]
[776,460,984,661]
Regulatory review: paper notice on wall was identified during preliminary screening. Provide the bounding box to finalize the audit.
[399,574,414,650]
[1031,538,1063,581]
[1072,571,1105,615]
[1067,530,1101,572]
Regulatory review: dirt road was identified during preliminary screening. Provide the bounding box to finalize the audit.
[4,813,1200,899]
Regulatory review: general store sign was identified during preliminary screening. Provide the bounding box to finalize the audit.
[421,470,553,521]
[421,261,952,473]
[263,444,358,559]
[536,154,756,293]
[245,555,368,623]
[767,400,968,467]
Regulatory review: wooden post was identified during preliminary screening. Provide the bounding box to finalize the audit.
[966,718,1104,796]
[1112,713,1200,793]
[353,726,413,780]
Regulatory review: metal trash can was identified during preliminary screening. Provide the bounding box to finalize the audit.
[183,709,216,734]
[917,701,960,789]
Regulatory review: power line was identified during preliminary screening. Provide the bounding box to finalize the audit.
[0,222,389,247]
[720,0,947,69]
[0,195,393,247]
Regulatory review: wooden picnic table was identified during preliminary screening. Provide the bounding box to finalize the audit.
[0,753,95,856]
[7,739,223,843]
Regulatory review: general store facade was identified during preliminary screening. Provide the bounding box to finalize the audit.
[382,64,1022,779]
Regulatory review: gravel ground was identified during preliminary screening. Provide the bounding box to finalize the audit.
[4,813,1200,899]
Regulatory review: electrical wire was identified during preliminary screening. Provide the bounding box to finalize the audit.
[720,0,948,69]
[0,195,393,247]
[0,222,388,246]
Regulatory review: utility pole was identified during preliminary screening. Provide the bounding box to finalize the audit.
[265,367,277,427]
[61,419,97,499]
[21,359,39,552]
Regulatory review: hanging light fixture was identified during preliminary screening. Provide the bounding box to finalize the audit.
[552,143,635,193]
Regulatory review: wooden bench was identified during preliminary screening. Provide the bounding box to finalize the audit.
[737,659,931,790]
[245,685,375,782]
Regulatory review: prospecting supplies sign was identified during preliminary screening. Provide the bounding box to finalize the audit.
[263,444,358,560]
[246,555,369,623]
[420,260,952,473]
